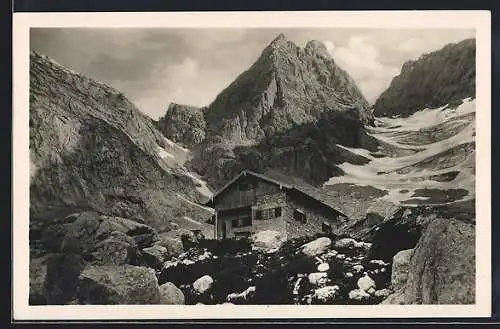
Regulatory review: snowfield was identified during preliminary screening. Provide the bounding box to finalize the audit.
[325,98,476,205]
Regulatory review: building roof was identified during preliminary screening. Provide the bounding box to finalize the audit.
[206,170,348,218]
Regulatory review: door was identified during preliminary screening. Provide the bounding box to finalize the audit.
[222,221,227,239]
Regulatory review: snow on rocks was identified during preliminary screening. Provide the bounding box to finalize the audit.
[193,275,214,294]
[300,237,332,257]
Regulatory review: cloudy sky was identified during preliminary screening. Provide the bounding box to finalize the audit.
[30,28,474,119]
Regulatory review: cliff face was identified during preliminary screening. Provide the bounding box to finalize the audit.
[373,38,475,117]
[186,34,377,188]
[154,103,207,149]
[30,51,213,233]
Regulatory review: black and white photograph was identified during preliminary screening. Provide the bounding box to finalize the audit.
[13,11,491,319]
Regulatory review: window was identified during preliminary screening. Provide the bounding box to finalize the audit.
[232,216,252,228]
[293,209,306,224]
[255,207,282,220]
[274,207,282,217]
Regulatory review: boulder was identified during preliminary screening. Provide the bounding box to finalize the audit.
[313,285,340,302]
[308,272,329,286]
[77,265,161,304]
[90,231,138,266]
[97,216,159,248]
[159,282,185,304]
[334,238,357,249]
[317,263,330,272]
[142,244,169,269]
[193,275,214,295]
[352,264,364,273]
[380,291,406,305]
[44,253,85,304]
[29,256,50,305]
[154,233,184,258]
[357,273,376,292]
[60,211,102,254]
[402,218,475,304]
[391,249,414,292]
[61,212,159,256]
[300,237,332,257]
[348,289,371,301]
[251,230,285,252]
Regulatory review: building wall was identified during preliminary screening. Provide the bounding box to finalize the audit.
[216,191,287,239]
[214,174,282,211]
[214,175,347,240]
[284,191,347,239]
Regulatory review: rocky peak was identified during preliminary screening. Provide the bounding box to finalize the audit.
[155,103,207,149]
[203,33,372,145]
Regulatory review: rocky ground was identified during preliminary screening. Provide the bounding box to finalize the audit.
[30,205,475,305]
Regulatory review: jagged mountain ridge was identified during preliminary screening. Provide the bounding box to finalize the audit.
[169,34,380,188]
[29,51,213,234]
[204,33,373,145]
[373,38,475,118]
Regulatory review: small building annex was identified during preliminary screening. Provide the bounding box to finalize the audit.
[205,170,348,240]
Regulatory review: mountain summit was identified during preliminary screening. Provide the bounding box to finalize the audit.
[203,34,372,146]
[182,34,378,188]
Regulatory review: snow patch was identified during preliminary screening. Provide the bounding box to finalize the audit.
[183,216,203,225]
[185,172,213,198]
[176,193,215,214]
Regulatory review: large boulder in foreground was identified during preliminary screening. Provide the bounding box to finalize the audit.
[391,248,414,292]
[403,218,475,304]
[77,265,161,304]
[383,218,475,304]
[90,231,138,266]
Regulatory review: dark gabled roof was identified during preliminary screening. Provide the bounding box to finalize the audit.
[206,170,348,218]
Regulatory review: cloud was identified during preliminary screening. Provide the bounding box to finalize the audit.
[328,35,399,103]
[31,28,475,117]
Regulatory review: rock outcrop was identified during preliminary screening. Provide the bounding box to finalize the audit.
[383,218,475,304]
[373,38,475,117]
[155,103,207,149]
[188,34,379,188]
[29,51,213,233]
[159,282,185,304]
[77,265,161,304]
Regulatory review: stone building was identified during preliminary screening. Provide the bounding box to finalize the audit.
[205,170,348,240]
